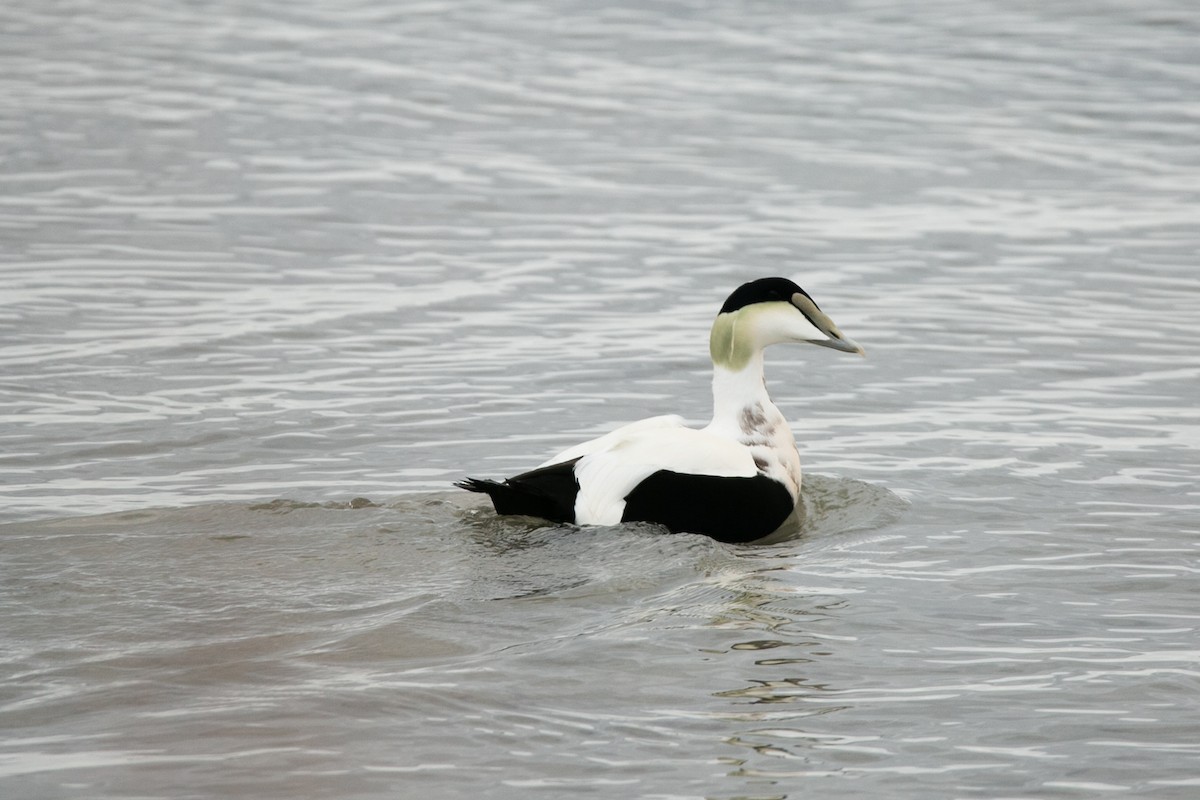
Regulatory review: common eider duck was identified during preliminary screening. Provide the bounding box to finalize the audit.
[456,277,864,543]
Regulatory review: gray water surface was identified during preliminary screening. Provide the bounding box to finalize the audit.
[2,0,1199,798]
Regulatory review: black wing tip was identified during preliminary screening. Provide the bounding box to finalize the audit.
[454,463,580,523]
[455,477,499,494]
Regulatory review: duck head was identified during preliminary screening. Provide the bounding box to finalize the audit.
[709,277,864,370]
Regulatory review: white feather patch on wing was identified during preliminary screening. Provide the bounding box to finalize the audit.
[571,425,758,526]
[537,415,688,468]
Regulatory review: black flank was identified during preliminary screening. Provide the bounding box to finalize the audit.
[621,470,795,544]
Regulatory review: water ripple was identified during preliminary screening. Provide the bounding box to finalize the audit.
[3,0,1200,796]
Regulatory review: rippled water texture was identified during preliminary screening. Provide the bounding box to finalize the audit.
[2,0,1199,797]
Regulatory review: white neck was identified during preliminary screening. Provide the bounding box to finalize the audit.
[706,349,802,499]
[708,351,776,432]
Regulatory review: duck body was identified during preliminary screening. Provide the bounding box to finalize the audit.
[456,277,862,544]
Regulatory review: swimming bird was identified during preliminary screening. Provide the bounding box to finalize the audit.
[456,277,864,543]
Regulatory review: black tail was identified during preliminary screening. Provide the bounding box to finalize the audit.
[455,458,581,523]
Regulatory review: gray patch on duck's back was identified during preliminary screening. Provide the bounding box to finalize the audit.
[752,454,770,472]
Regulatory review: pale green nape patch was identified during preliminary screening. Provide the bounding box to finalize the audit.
[709,311,749,370]
[709,303,788,370]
